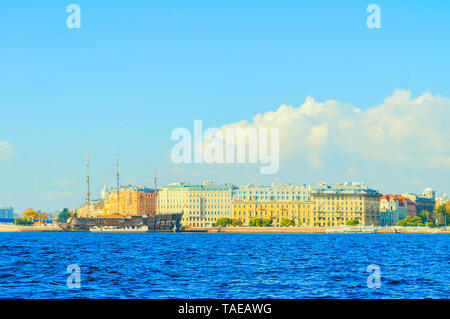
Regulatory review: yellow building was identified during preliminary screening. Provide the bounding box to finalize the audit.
[311,185,381,227]
[157,181,234,227]
[77,200,104,218]
[103,186,157,217]
[232,200,313,226]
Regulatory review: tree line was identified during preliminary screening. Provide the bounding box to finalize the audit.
[13,208,74,225]
[396,204,449,227]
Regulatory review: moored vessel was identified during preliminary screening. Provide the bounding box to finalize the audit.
[326,226,376,233]
[61,153,183,232]
[89,225,148,233]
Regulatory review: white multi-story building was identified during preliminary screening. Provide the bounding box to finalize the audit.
[232,184,311,202]
[157,181,235,227]
[310,182,382,227]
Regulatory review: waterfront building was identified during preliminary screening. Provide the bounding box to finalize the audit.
[405,198,417,218]
[310,182,382,227]
[157,181,235,227]
[379,194,408,226]
[400,188,436,217]
[435,194,448,208]
[232,200,313,226]
[103,185,157,217]
[0,207,13,219]
[422,188,436,199]
[231,182,381,227]
[232,184,312,202]
[77,200,105,218]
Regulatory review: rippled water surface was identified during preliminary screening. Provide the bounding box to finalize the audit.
[0,233,448,298]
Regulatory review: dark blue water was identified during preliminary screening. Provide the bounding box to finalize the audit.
[0,233,448,298]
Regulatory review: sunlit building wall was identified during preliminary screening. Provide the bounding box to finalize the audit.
[232,200,313,226]
[103,186,157,217]
[157,181,234,227]
[311,182,381,227]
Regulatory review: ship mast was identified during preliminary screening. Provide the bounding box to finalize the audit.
[86,153,91,217]
[116,151,120,215]
[154,169,158,215]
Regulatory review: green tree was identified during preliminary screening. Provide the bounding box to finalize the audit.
[346,219,359,226]
[412,216,422,223]
[405,215,417,226]
[280,219,295,227]
[249,218,272,227]
[231,219,243,226]
[434,204,448,226]
[419,210,432,224]
[396,215,426,227]
[426,221,435,228]
[248,218,257,226]
[262,218,272,227]
[216,218,233,227]
[396,219,406,226]
[58,208,71,223]
[13,218,33,226]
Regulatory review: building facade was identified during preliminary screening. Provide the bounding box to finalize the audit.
[435,195,448,208]
[0,207,14,219]
[157,181,234,227]
[232,184,311,202]
[103,185,157,217]
[401,188,436,217]
[405,198,417,218]
[379,194,408,226]
[232,200,313,226]
[231,182,381,227]
[311,183,381,227]
[77,200,104,218]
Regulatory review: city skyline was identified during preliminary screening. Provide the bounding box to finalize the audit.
[0,1,449,303]
[1,1,449,213]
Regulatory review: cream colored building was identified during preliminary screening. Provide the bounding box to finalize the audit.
[77,200,104,218]
[103,185,157,217]
[232,200,313,226]
[311,183,381,227]
[232,184,312,202]
[157,181,235,227]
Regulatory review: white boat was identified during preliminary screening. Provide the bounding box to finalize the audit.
[326,226,376,233]
[89,225,148,233]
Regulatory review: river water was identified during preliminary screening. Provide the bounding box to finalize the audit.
[0,232,448,298]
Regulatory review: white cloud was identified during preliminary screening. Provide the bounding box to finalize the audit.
[0,141,14,162]
[218,90,450,172]
[307,123,328,146]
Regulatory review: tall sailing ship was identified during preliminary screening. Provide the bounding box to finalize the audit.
[63,153,183,232]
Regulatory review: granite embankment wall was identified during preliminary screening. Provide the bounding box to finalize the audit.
[0,224,63,232]
[185,226,450,234]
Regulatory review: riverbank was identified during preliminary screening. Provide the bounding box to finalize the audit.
[183,226,450,234]
[215,226,325,233]
[1,223,448,234]
[0,223,63,232]
[376,227,450,234]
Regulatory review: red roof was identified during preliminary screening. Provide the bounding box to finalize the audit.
[380,194,406,206]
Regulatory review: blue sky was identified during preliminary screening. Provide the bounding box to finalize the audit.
[1,1,449,214]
